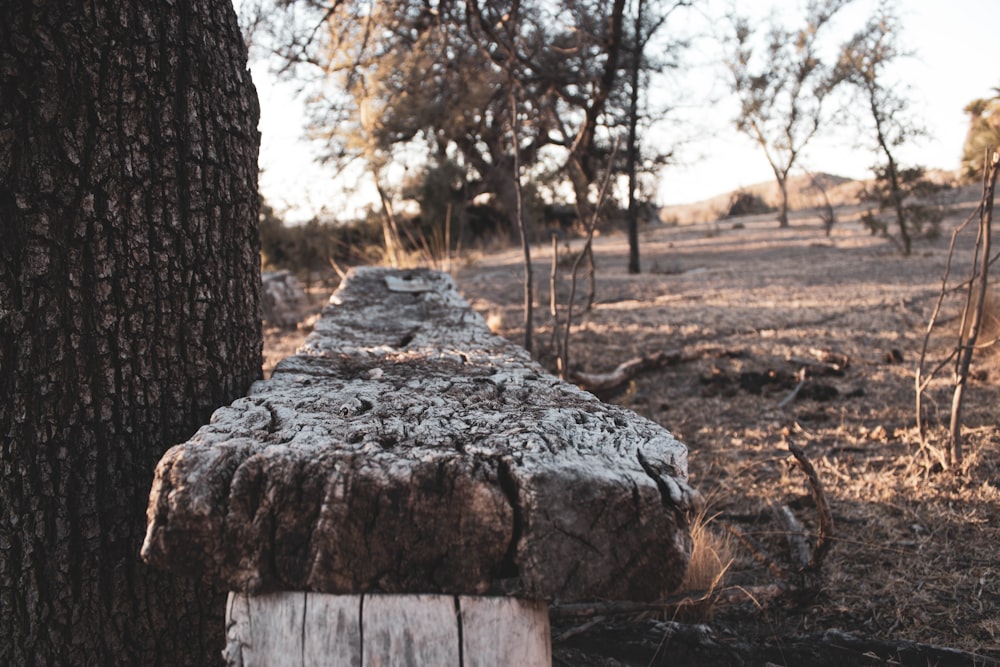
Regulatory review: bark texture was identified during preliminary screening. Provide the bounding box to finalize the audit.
[0,1,261,664]
[143,268,698,603]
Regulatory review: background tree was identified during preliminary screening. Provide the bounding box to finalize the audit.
[962,86,1000,180]
[1,1,261,663]
[724,0,849,228]
[836,2,939,256]
[247,0,676,243]
[467,0,628,309]
[253,0,542,230]
[624,0,651,274]
[619,0,690,274]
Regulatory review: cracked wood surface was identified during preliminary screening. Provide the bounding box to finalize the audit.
[142,267,698,602]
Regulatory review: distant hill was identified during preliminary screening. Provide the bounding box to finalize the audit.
[656,169,967,225]
[658,172,860,224]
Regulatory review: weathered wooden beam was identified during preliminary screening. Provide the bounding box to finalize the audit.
[142,267,698,603]
[223,593,550,667]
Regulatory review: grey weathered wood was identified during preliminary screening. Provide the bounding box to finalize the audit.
[460,596,550,667]
[223,593,550,667]
[142,267,699,602]
[363,594,459,666]
[223,592,307,666]
[303,593,362,666]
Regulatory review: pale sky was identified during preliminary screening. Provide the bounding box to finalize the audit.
[247,0,1000,222]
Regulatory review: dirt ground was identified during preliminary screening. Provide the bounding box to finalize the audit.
[265,184,1000,664]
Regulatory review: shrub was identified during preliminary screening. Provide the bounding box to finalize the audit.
[258,199,382,284]
[721,190,774,218]
[859,165,946,254]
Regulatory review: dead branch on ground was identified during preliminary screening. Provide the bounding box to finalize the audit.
[723,442,832,606]
[572,349,688,393]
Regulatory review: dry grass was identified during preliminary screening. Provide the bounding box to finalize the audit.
[262,176,999,658]
[680,509,734,595]
[670,508,735,623]
[453,180,1000,658]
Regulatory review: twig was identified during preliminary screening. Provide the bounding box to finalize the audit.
[553,616,606,643]
[948,148,998,468]
[327,256,348,281]
[915,205,979,444]
[777,367,807,408]
[560,136,620,375]
[723,443,832,605]
[549,234,563,374]
[509,88,533,354]
[787,442,833,572]
[916,239,963,435]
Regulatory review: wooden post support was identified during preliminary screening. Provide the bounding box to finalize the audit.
[142,267,699,666]
[223,593,550,667]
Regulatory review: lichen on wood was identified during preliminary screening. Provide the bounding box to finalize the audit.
[142,267,698,602]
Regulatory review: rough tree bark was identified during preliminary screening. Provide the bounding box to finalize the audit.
[0,1,261,664]
[143,268,700,603]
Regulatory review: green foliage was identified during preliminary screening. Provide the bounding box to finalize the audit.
[961,89,1000,180]
[858,165,945,249]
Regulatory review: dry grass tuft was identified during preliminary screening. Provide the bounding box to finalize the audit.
[672,508,734,622]
[681,510,734,593]
[485,310,505,334]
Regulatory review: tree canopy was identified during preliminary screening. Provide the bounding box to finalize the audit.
[962,86,1000,180]
[835,1,937,255]
[724,0,850,227]
[246,0,688,233]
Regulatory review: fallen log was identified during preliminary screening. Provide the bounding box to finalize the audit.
[142,267,700,665]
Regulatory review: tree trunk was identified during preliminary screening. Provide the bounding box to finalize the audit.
[881,148,911,256]
[868,88,911,256]
[625,0,645,275]
[777,175,790,228]
[0,1,262,664]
